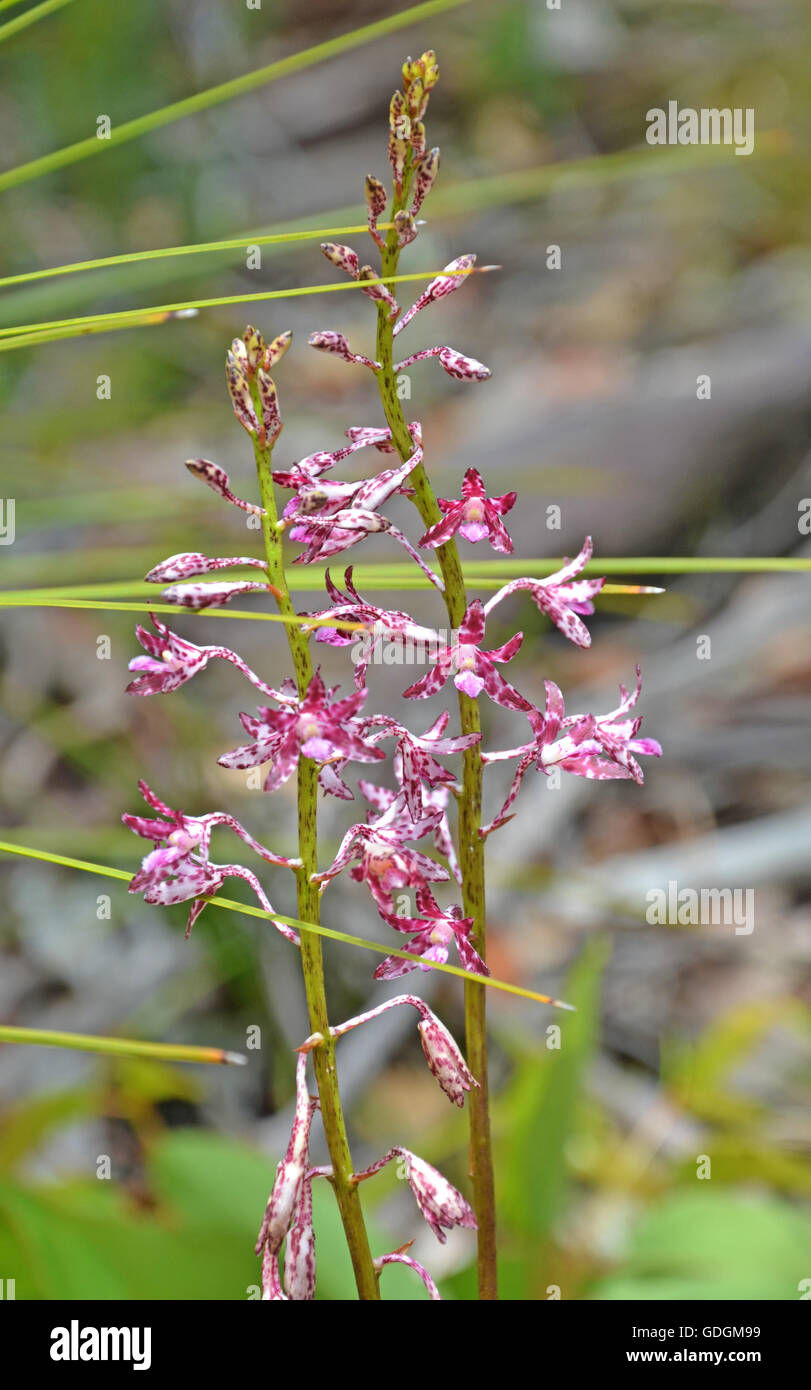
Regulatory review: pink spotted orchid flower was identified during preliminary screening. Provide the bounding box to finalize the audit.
[481,669,662,833]
[402,599,530,712]
[483,536,605,648]
[217,671,384,797]
[312,793,448,913]
[123,781,298,941]
[374,883,488,981]
[126,614,291,699]
[418,466,516,553]
[361,710,479,821]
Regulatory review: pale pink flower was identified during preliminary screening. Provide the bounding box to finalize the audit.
[482,669,662,833]
[483,536,605,648]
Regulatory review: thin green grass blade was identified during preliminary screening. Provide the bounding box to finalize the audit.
[0,1024,246,1066]
[0,224,393,291]
[0,0,473,193]
[0,268,479,351]
[0,841,573,1009]
[0,0,74,43]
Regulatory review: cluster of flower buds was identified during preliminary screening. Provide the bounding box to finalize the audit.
[226,325,292,447]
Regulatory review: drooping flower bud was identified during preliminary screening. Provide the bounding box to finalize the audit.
[283,1174,316,1301]
[417,1011,477,1107]
[398,1148,477,1243]
[300,993,478,1108]
[255,1054,317,1260]
[354,1146,476,1244]
[184,458,265,516]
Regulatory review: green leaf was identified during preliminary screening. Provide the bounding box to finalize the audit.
[591,1190,811,1301]
[496,937,610,1295]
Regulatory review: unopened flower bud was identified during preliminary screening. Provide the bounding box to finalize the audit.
[394,210,418,248]
[365,173,388,218]
[307,330,380,370]
[418,1013,477,1107]
[256,1055,316,1259]
[230,336,249,370]
[264,329,293,369]
[400,1149,476,1243]
[410,119,426,159]
[284,1175,316,1300]
[320,242,360,279]
[226,351,258,434]
[243,325,265,371]
[185,458,265,516]
[365,173,388,248]
[389,90,410,142]
[388,93,410,195]
[438,346,491,381]
[411,147,439,217]
[256,368,281,441]
[358,264,399,316]
[405,77,425,122]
